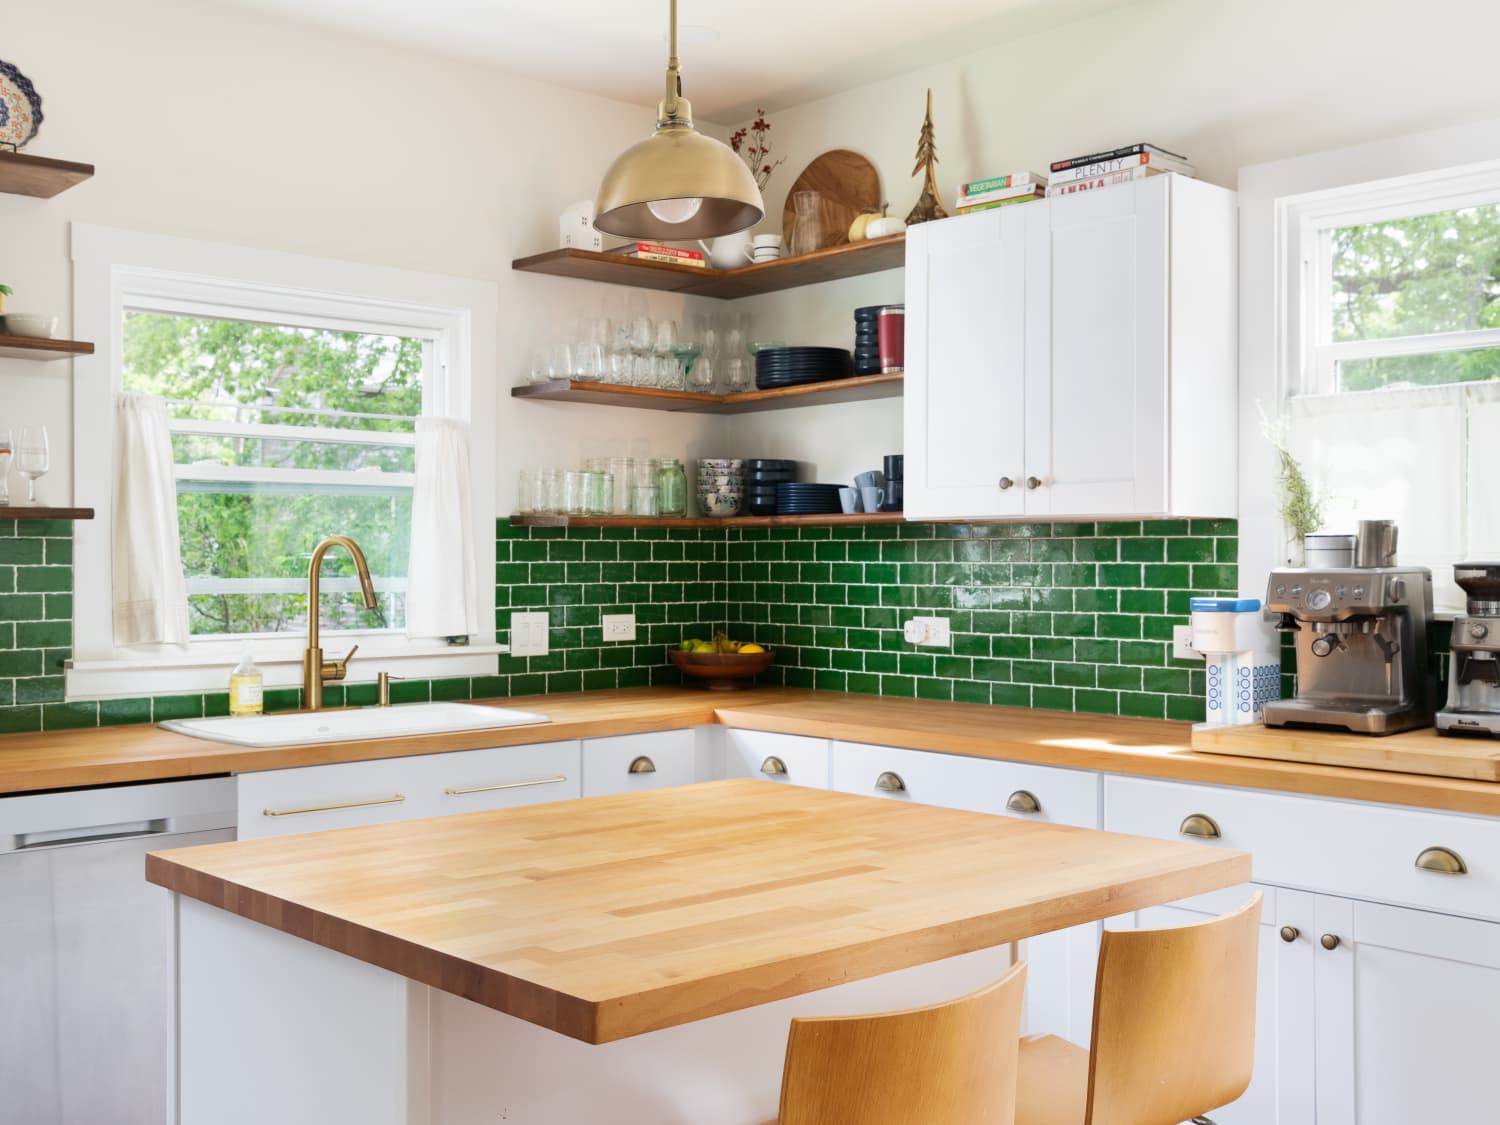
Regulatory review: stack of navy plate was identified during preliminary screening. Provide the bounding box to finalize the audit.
[775,482,844,515]
[754,346,854,391]
[746,459,797,515]
[853,306,883,376]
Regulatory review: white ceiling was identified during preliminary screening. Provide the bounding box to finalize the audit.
[222,0,1143,122]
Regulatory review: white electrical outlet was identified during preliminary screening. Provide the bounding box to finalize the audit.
[602,613,636,642]
[509,611,550,657]
[903,616,952,648]
[1173,624,1203,662]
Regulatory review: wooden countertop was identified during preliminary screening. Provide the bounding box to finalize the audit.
[5,687,1500,816]
[146,779,1249,1043]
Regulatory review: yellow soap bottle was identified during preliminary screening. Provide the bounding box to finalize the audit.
[229,652,264,716]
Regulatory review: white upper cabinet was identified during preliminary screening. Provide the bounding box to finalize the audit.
[905,176,1237,520]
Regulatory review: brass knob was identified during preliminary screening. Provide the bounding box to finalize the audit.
[998,477,1015,491]
[1414,846,1467,876]
[875,771,906,793]
[1178,813,1222,840]
[1320,933,1341,951]
[759,756,787,777]
[1279,926,1299,943]
[1006,790,1041,814]
[1026,476,1042,490]
[627,756,656,774]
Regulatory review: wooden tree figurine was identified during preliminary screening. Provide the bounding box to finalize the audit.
[906,88,949,226]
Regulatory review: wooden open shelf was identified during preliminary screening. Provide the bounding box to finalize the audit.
[510,512,906,530]
[512,371,902,414]
[0,334,95,362]
[2,507,95,520]
[0,151,95,199]
[511,233,906,300]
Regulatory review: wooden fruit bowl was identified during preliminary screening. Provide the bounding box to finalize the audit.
[668,648,775,691]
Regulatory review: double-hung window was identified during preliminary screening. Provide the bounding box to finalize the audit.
[1283,163,1500,612]
[69,225,498,698]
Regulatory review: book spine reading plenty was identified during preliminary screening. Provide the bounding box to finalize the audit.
[1047,166,1165,196]
[1049,142,1187,173]
[1049,152,1194,185]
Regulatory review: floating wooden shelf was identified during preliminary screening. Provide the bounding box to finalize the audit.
[512,371,903,414]
[511,233,906,300]
[509,512,907,530]
[0,334,95,362]
[2,507,95,520]
[0,151,96,199]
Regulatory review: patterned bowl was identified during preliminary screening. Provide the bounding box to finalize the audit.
[697,491,743,517]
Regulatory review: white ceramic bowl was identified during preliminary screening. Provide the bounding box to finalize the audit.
[4,313,58,339]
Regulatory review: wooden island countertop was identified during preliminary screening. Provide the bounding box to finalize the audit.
[5,687,1500,815]
[146,778,1249,1043]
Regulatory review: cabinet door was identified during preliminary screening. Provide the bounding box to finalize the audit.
[426,741,581,814]
[904,207,1033,519]
[721,729,829,789]
[582,730,698,797]
[1313,896,1500,1125]
[1027,177,1169,515]
[236,755,424,839]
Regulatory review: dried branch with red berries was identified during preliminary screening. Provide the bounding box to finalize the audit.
[729,108,786,192]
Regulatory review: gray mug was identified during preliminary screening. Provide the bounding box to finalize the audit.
[838,487,860,514]
[853,470,885,490]
[859,485,885,513]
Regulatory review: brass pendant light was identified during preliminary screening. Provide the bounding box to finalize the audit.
[593,0,765,241]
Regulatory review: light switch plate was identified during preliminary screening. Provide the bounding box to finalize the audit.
[509,612,550,657]
[602,614,636,642]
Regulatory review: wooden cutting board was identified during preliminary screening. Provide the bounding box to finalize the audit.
[1192,721,1500,782]
[781,149,882,250]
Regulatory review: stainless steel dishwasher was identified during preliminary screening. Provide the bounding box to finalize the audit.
[0,777,235,1125]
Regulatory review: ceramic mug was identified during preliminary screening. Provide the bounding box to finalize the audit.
[750,234,783,263]
[838,486,860,514]
[854,470,884,490]
[699,231,753,270]
[859,485,885,513]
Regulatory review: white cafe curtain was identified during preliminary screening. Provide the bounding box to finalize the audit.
[112,393,191,646]
[406,417,480,639]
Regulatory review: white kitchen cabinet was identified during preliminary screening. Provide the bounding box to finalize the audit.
[905,175,1237,520]
[720,728,830,789]
[425,742,581,814]
[581,730,699,797]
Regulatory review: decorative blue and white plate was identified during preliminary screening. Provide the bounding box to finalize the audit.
[0,60,43,151]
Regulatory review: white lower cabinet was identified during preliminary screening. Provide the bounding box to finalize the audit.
[720,729,830,789]
[581,729,699,797]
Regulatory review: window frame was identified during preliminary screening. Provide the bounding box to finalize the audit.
[68,224,500,700]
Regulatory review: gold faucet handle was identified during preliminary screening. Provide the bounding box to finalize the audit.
[321,643,360,682]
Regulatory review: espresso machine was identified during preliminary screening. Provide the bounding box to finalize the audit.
[1263,520,1434,735]
[1437,563,1500,736]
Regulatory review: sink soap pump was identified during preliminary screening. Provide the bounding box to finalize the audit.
[229,652,264,716]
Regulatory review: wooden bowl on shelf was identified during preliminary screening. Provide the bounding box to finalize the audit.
[668,648,775,690]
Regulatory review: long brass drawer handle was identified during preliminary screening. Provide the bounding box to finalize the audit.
[1006,790,1042,814]
[1415,846,1468,876]
[875,771,906,793]
[445,776,567,797]
[760,756,788,776]
[628,755,657,774]
[263,794,405,817]
[1178,813,1222,840]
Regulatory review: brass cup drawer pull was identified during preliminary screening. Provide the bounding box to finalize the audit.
[1178,813,1222,840]
[444,776,567,797]
[1006,790,1042,814]
[1279,926,1300,944]
[1321,933,1341,951]
[760,756,788,776]
[875,771,907,793]
[628,756,657,774]
[263,794,405,817]
[1414,846,1468,876]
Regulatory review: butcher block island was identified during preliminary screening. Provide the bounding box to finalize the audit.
[147,778,1248,1125]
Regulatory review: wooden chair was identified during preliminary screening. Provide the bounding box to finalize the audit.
[773,960,1028,1125]
[1015,893,1263,1125]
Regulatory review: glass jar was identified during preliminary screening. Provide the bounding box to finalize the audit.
[563,470,588,515]
[540,468,565,513]
[585,470,611,516]
[608,457,633,514]
[631,482,660,517]
[657,458,687,517]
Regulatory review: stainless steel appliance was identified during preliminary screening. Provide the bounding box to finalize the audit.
[1264,559,1434,736]
[0,777,235,1124]
[1437,562,1500,736]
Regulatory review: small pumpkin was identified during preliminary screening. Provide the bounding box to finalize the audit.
[847,208,883,244]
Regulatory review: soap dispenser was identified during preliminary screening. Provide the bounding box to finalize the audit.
[229,652,265,716]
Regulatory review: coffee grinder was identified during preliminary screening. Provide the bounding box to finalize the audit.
[1437,563,1500,737]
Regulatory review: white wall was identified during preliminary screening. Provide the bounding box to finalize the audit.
[2,0,722,512]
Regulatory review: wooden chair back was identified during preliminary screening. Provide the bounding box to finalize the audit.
[1084,892,1263,1125]
[777,960,1028,1125]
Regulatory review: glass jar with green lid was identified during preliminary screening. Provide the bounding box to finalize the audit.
[657,458,687,517]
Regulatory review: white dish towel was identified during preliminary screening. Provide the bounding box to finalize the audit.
[407,417,480,639]
[112,393,191,646]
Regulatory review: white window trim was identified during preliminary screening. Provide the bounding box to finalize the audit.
[67,224,500,700]
[1236,117,1500,603]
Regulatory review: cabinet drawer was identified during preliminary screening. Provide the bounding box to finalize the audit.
[237,756,424,839]
[582,730,699,797]
[722,729,829,789]
[1104,776,1500,923]
[426,741,581,814]
[831,742,1100,827]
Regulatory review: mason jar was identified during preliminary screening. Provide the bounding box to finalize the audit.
[657,458,687,517]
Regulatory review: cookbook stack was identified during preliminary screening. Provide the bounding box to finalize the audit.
[1047,142,1196,198]
[952,172,1048,214]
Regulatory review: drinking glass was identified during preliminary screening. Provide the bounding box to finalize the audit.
[653,319,678,355]
[689,355,716,391]
[629,316,653,352]
[654,353,681,389]
[516,468,540,514]
[575,341,605,381]
[632,351,657,388]
[16,426,48,505]
[0,429,11,506]
[725,356,750,392]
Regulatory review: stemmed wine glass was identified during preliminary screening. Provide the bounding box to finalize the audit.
[0,429,12,506]
[16,426,48,506]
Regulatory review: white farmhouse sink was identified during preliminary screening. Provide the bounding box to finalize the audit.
[161,702,551,748]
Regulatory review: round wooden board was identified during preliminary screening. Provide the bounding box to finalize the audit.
[781,149,882,251]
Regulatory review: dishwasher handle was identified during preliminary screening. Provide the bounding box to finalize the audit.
[9,818,177,852]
